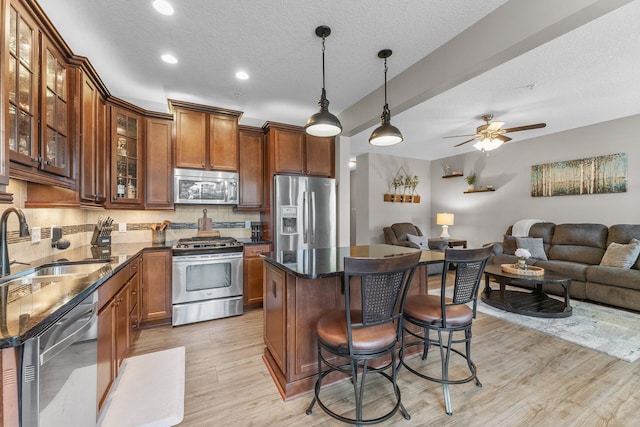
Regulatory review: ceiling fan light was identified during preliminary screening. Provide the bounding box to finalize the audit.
[474,137,503,152]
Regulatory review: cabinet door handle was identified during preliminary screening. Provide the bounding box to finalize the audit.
[272,280,276,298]
[201,163,205,168]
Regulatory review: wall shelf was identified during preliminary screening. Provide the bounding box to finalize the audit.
[464,188,496,194]
[383,194,421,203]
[442,173,464,179]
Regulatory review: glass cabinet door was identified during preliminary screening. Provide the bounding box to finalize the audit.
[7,3,38,166]
[112,108,142,204]
[41,41,69,176]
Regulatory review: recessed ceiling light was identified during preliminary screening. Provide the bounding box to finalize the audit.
[152,0,174,15]
[235,71,249,80]
[161,53,178,64]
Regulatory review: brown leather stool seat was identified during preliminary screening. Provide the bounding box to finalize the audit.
[400,246,492,415]
[306,252,421,425]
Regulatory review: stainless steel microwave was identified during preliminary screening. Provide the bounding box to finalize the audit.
[174,168,239,205]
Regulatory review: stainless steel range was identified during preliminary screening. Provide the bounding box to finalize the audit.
[172,236,244,326]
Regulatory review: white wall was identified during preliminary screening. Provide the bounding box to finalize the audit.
[429,114,640,248]
[354,153,432,244]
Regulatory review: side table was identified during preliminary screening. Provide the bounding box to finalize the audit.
[428,238,467,249]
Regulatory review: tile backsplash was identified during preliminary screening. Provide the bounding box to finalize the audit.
[2,179,260,264]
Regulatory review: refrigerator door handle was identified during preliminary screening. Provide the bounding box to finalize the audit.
[310,192,316,244]
[302,191,308,244]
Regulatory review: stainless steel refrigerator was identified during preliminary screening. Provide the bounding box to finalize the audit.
[273,175,336,252]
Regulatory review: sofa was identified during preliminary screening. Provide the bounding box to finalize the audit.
[383,222,447,275]
[488,222,640,312]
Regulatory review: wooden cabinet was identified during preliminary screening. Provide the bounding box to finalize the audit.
[97,256,140,411]
[109,105,144,207]
[305,135,335,177]
[145,116,173,208]
[263,122,335,178]
[141,249,172,327]
[243,243,270,308]
[5,1,75,186]
[129,256,141,342]
[79,68,108,205]
[263,262,286,372]
[238,126,265,209]
[170,100,241,172]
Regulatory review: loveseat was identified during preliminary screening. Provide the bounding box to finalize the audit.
[488,222,640,312]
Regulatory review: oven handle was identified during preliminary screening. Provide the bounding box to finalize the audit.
[40,301,97,365]
[172,253,243,262]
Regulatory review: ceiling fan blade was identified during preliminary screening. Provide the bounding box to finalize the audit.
[443,133,476,139]
[503,123,547,133]
[495,135,512,143]
[486,121,504,131]
[453,137,478,147]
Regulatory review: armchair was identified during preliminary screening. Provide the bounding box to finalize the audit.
[383,223,448,251]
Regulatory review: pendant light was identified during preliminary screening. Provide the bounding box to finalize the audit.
[305,25,342,137]
[369,49,403,146]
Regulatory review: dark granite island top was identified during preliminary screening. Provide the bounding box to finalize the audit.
[261,244,445,279]
[260,244,445,400]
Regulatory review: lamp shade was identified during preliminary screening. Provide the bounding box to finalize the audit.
[369,120,403,146]
[436,213,454,226]
[305,94,343,137]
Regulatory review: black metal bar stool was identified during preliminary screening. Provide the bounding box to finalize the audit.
[306,251,421,425]
[399,246,492,415]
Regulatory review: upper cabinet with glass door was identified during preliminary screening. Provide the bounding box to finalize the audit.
[5,1,72,183]
[110,106,143,207]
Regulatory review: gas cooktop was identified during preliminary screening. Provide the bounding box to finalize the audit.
[173,236,243,255]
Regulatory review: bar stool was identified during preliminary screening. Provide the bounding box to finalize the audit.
[399,246,492,415]
[306,251,421,425]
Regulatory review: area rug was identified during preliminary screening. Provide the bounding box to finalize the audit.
[476,297,640,363]
[97,346,185,427]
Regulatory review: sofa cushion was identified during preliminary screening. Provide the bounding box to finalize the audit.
[587,265,640,291]
[534,260,589,282]
[407,234,429,249]
[516,237,548,260]
[548,223,608,264]
[599,239,640,269]
[506,222,555,255]
[607,224,640,270]
[502,235,517,255]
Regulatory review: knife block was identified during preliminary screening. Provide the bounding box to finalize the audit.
[91,226,112,247]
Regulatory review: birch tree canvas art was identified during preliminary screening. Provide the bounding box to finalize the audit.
[531,153,627,197]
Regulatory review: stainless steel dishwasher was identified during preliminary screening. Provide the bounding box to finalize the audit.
[20,291,99,427]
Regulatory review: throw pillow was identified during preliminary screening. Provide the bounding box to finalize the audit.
[600,239,640,269]
[516,237,548,260]
[407,234,429,249]
[502,235,517,255]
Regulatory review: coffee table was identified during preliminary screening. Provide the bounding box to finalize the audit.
[482,264,572,318]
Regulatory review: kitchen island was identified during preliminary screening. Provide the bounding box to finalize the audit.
[260,244,445,400]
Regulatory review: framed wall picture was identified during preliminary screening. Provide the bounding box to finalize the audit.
[531,153,627,197]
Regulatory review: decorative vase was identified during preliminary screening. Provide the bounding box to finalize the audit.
[517,258,527,270]
[468,184,475,191]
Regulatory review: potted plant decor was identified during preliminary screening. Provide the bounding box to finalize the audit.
[466,173,476,191]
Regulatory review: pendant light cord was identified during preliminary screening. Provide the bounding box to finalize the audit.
[321,35,326,90]
[383,57,388,107]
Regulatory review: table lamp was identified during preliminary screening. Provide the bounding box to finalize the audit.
[437,213,454,239]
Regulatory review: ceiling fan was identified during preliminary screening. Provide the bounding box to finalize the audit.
[445,114,547,151]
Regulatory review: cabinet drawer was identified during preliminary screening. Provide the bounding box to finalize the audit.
[244,244,271,257]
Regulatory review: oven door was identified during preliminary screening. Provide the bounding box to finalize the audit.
[172,252,243,304]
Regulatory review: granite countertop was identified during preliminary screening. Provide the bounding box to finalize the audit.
[261,244,445,279]
[0,241,171,349]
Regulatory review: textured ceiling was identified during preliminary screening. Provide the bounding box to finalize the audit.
[38,0,640,161]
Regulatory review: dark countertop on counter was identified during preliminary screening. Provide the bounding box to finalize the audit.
[236,238,272,246]
[0,241,171,349]
[260,244,445,279]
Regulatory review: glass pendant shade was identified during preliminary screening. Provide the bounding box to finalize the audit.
[305,26,342,138]
[369,49,403,146]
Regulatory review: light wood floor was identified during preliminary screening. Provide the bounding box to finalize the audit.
[130,281,640,427]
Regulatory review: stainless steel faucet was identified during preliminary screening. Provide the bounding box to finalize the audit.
[1,207,30,276]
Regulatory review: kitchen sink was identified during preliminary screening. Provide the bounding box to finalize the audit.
[26,261,112,279]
